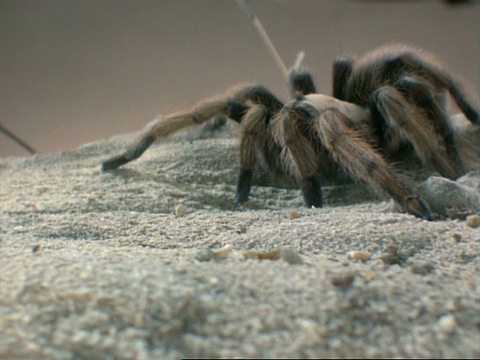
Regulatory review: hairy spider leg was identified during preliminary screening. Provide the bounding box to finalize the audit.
[394,75,467,176]
[101,85,278,171]
[235,105,283,203]
[351,48,478,123]
[369,84,460,179]
[275,103,323,207]
[332,56,354,101]
[287,68,324,207]
[446,78,479,125]
[316,107,431,219]
[232,85,286,203]
[288,68,318,97]
[388,52,479,125]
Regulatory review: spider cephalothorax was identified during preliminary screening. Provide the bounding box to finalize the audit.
[101,44,478,220]
[332,44,479,180]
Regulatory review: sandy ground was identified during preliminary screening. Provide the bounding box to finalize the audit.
[1,121,479,359]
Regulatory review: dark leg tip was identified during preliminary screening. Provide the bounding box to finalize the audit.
[101,155,130,171]
[467,109,479,125]
[405,196,433,221]
[288,69,317,96]
[300,176,323,208]
[234,191,249,204]
[235,169,253,204]
[212,115,227,129]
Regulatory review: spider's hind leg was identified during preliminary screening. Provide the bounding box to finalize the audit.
[369,84,462,179]
[394,75,466,175]
[332,56,354,101]
[412,56,479,125]
[447,80,479,125]
[386,50,479,124]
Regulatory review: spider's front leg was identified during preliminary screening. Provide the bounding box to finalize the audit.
[284,95,432,220]
[273,100,324,208]
[232,87,285,203]
[235,105,277,203]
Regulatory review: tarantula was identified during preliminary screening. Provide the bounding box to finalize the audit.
[101,44,478,220]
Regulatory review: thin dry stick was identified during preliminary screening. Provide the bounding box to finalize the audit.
[0,122,37,154]
[236,0,289,80]
[292,51,305,70]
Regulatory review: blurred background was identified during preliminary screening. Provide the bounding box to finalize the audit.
[1,0,478,157]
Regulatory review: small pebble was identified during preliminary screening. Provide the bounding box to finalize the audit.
[378,253,395,265]
[175,204,187,217]
[288,209,299,219]
[465,214,480,228]
[236,224,247,234]
[196,245,233,262]
[409,261,434,275]
[346,251,371,262]
[452,233,462,243]
[242,249,280,260]
[330,271,356,289]
[362,271,376,281]
[378,245,407,265]
[208,277,219,286]
[133,314,144,328]
[280,248,303,265]
[437,314,457,333]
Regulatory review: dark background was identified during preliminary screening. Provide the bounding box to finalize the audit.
[1,0,478,157]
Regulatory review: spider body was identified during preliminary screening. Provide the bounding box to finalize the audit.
[101,44,479,220]
[333,44,479,179]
